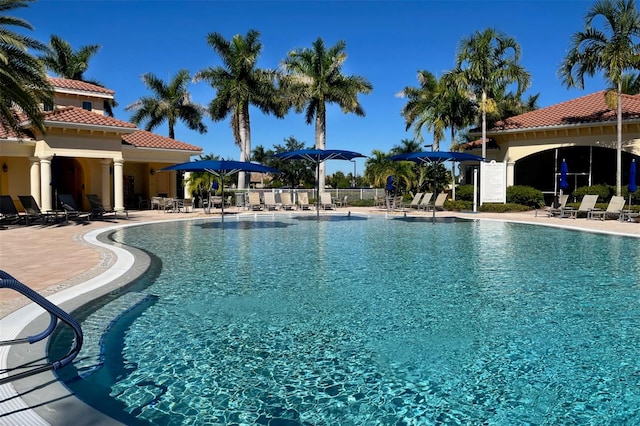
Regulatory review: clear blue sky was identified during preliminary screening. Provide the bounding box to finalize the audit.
[22,0,607,175]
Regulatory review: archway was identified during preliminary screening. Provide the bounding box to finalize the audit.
[51,156,85,210]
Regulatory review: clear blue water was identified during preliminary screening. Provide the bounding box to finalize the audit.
[51,216,640,425]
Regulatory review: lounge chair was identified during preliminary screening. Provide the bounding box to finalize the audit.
[407,193,424,209]
[18,195,63,224]
[560,194,598,219]
[263,192,280,210]
[320,192,336,210]
[338,195,348,207]
[280,192,296,210]
[86,194,128,219]
[542,194,570,217]
[0,195,26,225]
[432,193,448,211]
[58,194,91,222]
[588,195,626,220]
[417,193,434,210]
[297,192,311,210]
[248,192,263,211]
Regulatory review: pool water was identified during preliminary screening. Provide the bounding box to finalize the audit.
[51,216,640,425]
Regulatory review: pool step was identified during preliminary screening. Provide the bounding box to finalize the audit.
[72,292,154,378]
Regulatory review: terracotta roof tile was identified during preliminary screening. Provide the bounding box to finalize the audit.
[44,106,137,129]
[490,91,640,131]
[0,124,33,140]
[49,77,115,96]
[122,130,202,152]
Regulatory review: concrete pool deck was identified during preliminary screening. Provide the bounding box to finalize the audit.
[0,206,638,424]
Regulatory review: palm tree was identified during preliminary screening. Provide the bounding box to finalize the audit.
[0,0,52,135]
[390,138,422,156]
[40,35,118,116]
[452,27,531,159]
[282,37,373,190]
[125,69,207,139]
[194,29,285,189]
[400,70,476,152]
[364,149,414,192]
[560,0,640,196]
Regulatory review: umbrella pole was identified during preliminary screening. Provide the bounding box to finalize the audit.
[316,161,320,217]
[221,179,225,219]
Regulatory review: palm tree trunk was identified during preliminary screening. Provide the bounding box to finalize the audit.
[316,106,327,191]
[616,82,622,196]
[481,89,487,160]
[237,106,251,189]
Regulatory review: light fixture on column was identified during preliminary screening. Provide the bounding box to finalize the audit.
[150,168,156,176]
[2,163,7,172]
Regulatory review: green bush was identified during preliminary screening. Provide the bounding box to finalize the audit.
[506,185,545,208]
[479,203,530,213]
[455,185,475,201]
[445,200,473,211]
[571,184,613,203]
[350,199,375,207]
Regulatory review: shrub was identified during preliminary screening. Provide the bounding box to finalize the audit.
[455,185,475,201]
[479,203,530,213]
[571,184,613,203]
[506,185,544,208]
[445,200,473,211]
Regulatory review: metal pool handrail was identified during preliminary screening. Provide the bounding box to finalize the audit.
[0,270,83,385]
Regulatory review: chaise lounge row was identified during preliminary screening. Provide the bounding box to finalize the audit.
[0,194,127,226]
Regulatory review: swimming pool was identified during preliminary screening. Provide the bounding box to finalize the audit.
[51,216,640,424]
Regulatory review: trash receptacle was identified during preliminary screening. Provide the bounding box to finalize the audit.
[235,193,245,209]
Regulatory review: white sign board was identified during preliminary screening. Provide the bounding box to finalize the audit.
[480,161,506,204]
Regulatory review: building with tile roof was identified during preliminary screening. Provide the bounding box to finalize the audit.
[0,77,202,213]
[466,91,640,200]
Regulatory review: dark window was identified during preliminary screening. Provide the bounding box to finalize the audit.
[82,101,92,111]
[43,101,53,111]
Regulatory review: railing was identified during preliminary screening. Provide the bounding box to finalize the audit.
[0,270,83,385]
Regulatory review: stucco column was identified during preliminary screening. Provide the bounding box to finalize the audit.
[113,159,124,212]
[100,159,112,210]
[184,172,192,200]
[29,157,41,207]
[506,161,515,187]
[39,156,52,211]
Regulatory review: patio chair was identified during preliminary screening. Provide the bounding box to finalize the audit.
[320,192,336,210]
[297,192,311,210]
[542,194,569,217]
[588,195,626,221]
[559,194,598,219]
[280,192,296,210]
[58,194,91,222]
[407,192,424,209]
[417,193,434,211]
[263,192,280,210]
[0,195,26,225]
[18,195,63,225]
[86,194,129,219]
[432,193,448,211]
[248,192,263,211]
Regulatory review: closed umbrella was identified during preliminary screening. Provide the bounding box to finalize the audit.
[559,159,569,194]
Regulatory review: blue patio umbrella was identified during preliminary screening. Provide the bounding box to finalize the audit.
[274,149,367,215]
[390,151,485,212]
[161,160,281,215]
[629,159,637,207]
[559,159,569,193]
[386,175,394,193]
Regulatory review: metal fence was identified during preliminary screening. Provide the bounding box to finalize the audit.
[227,188,387,207]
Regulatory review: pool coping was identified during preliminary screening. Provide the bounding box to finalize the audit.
[0,212,638,425]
